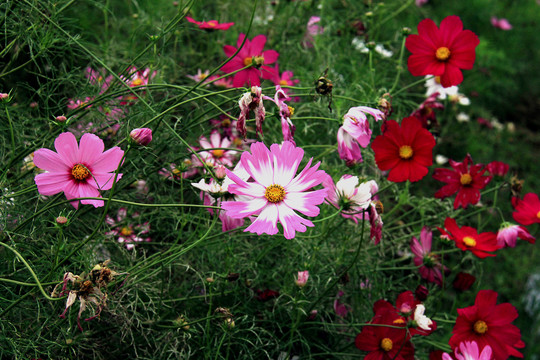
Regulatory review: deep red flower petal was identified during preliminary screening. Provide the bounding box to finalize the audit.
[408,54,445,76]
[250,34,267,55]
[440,63,464,87]
[439,15,464,46]
[262,49,279,64]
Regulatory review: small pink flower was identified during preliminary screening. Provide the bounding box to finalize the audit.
[67,97,94,110]
[106,208,151,250]
[443,341,493,360]
[496,223,535,248]
[337,106,384,164]
[85,67,113,93]
[194,130,238,168]
[34,132,124,209]
[221,141,327,239]
[186,16,234,31]
[295,271,309,287]
[303,16,324,48]
[415,0,429,6]
[0,93,9,101]
[334,290,351,317]
[120,66,156,104]
[491,16,513,30]
[130,128,152,146]
[411,227,448,286]
[237,86,265,139]
[221,34,279,88]
[186,69,211,83]
[263,64,300,98]
[56,115,67,122]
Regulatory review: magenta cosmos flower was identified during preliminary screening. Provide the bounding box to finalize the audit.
[34,132,124,209]
[411,226,447,286]
[221,34,279,88]
[186,16,234,31]
[221,141,327,239]
[406,15,479,87]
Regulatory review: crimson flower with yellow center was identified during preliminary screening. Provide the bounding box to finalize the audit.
[406,15,480,87]
[371,116,436,182]
[438,218,500,258]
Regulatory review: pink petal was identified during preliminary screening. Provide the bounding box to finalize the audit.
[221,197,268,218]
[54,132,79,165]
[91,146,124,173]
[283,189,327,217]
[78,182,104,207]
[78,133,104,165]
[33,148,71,172]
[262,50,279,64]
[34,172,71,196]
[270,141,304,186]
[242,142,274,187]
[276,203,313,239]
[249,34,267,55]
[89,172,123,190]
[245,203,279,236]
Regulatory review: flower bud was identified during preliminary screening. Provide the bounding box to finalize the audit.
[402,27,411,35]
[56,216,68,225]
[295,270,309,287]
[453,272,476,292]
[130,128,152,146]
[415,284,429,301]
[215,164,227,179]
[0,93,10,101]
[56,115,67,122]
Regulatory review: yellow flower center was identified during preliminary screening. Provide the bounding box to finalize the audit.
[393,318,405,325]
[132,78,143,86]
[265,184,286,203]
[435,76,441,84]
[121,227,133,236]
[380,338,393,352]
[536,211,540,219]
[463,236,477,247]
[279,79,289,86]
[221,118,231,127]
[473,320,488,334]
[253,56,265,66]
[233,138,243,147]
[243,57,253,66]
[399,145,414,159]
[208,21,217,27]
[436,47,451,61]
[71,164,90,181]
[460,173,473,186]
[172,168,181,175]
[287,106,295,116]
[212,149,225,158]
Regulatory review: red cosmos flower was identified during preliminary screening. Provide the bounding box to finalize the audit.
[438,218,499,259]
[406,15,480,87]
[185,16,234,31]
[449,290,525,360]
[512,192,540,225]
[453,272,476,292]
[355,310,415,360]
[221,34,279,88]
[486,161,509,177]
[432,154,492,209]
[371,116,436,182]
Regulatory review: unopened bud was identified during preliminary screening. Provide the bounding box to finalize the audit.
[402,27,411,35]
[252,56,265,68]
[56,216,68,225]
[215,165,227,179]
[56,115,67,122]
[130,128,152,146]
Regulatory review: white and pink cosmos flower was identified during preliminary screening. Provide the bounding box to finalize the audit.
[221,141,327,239]
[411,226,447,286]
[34,132,124,209]
[337,106,384,165]
[443,341,493,360]
[496,223,536,248]
[491,16,512,30]
[323,174,377,224]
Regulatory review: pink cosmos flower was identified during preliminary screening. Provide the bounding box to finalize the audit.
[263,64,300,98]
[85,67,113,93]
[491,17,512,30]
[443,341,493,360]
[106,208,151,250]
[264,86,296,144]
[237,86,265,139]
[295,271,309,287]
[323,174,377,224]
[334,290,352,317]
[221,34,279,88]
[34,132,124,209]
[193,130,238,168]
[411,226,448,286]
[186,69,211,83]
[120,66,156,104]
[303,16,324,48]
[207,75,234,89]
[496,223,535,248]
[337,106,385,165]
[221,141,327,239]
[186,16,234,31]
